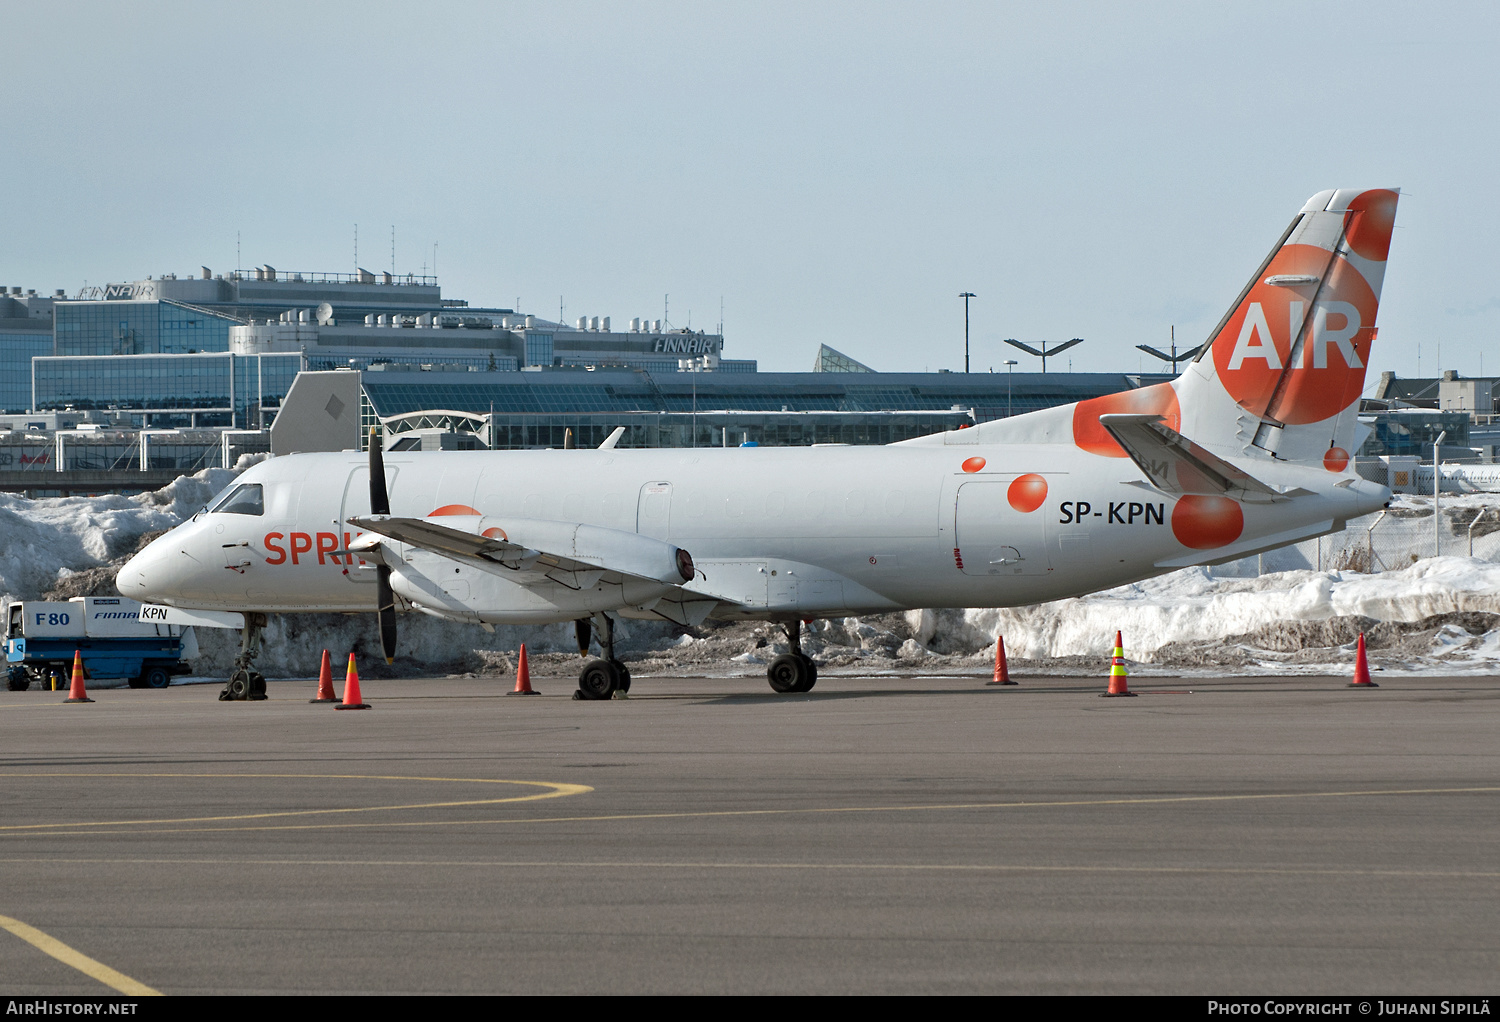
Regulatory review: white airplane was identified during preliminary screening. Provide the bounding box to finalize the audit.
[120,188,1400,700]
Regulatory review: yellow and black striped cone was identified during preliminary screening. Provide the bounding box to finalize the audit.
[1101,630,1136,697]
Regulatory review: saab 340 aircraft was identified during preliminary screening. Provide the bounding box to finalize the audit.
[120,188,1400,700]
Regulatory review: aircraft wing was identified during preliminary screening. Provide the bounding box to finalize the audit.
[1098,414,1304,503]
[346,514,695,589]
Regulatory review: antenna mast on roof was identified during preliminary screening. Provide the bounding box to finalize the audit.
[354,224,358,272]
[390,226,395,275]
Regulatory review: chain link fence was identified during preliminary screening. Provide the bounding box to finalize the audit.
[1218,498,1500,577]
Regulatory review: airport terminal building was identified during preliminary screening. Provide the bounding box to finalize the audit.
[3,263,1153,453]
[19,267,749,426]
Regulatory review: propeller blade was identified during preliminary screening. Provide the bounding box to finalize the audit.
[369,427,390,516]
[376,564,398,664]
[575,618,592,657]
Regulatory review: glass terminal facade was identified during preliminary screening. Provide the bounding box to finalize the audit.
[33,353,302,427]
[356,368,1157,450]
[54,301,239,356]
[0,331,53,412]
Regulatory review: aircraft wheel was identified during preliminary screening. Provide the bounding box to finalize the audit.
[793,654,818,693]
[225,669,254,701]
[577,659,619,700]
[767,653,811,694]
[613,661,631,694]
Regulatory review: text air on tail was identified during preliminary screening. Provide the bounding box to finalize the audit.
[931,189,1399,479]
[1175,188,1399,465]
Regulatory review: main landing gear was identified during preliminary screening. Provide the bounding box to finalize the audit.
[574,613,632,701]
[219,613,268,701]
[767,619,817,694]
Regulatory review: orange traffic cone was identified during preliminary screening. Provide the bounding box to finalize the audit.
[508,644,538,695]
[986,635,1016,686]
[311,649,337,703]
[334,653,371,709]
[1348,633,1378,688]
[1101,630,1136,698]
[63,650,94,703]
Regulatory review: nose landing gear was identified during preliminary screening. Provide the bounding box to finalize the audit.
[767,619,817,693]
[219,613,268,701]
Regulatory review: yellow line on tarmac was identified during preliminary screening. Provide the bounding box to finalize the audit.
[0,774,591,832]
[0,914,161,996]
[4,784,1495,837]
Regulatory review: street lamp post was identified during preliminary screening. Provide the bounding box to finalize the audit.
[1434,429,1447,557]
[959,292,976,373]
[1004,359,1018,417]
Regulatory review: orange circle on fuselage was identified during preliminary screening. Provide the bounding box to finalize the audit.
[1171,495,1244,549]
[1008,474,1048,513]
[430,504,481,516]
[962,457,987,473]
[1323,447,1350,472]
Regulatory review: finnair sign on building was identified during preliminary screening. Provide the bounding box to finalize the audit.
[652,336,719,354]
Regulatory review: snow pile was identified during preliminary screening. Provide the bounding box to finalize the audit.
[926,558,1500,662]
[0,464,254,602]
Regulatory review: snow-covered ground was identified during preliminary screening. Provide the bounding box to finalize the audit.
[3,462,1499,681]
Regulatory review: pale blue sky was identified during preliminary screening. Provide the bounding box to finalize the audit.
[3,1,1496,380]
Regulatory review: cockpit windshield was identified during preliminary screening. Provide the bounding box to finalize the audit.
[209,483,264,516]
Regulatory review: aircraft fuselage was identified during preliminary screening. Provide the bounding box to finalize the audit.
[119,442,1387,624]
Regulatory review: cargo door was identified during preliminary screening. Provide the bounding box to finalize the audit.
[636,481,673,542]
[954,481,1050,576]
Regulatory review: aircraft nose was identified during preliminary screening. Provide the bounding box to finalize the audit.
[117,534,201,602]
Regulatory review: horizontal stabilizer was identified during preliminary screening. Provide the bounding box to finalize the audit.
[1099,414,1298,503]
[347,514,694,589]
